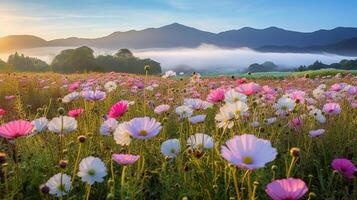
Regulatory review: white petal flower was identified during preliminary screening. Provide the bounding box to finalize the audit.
[31,117,49,133]
[78,156,107,185]
[175,105,193,119]
[48,116,77,134]
[104,81,117,92]
[62,92,80,103]
[113,122,132,146]
[161,139,181,158]
[224,89,247,103]
[100,118,118,136]
[187,133,214,151]
[221,134,277,170]
[46,173,71,197]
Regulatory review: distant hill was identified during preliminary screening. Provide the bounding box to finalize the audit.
[245,61,279,72]
[257,37,357,56]
[0,35,48,52]
[2,23,357,55]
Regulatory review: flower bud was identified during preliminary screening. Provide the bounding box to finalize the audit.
[290,147,300,158]
[77,135,86,143]
[57,107,65,115]
[144,65,151,71]
[0,152,6,164]
[59,160,68,169]
[39,184,50,194]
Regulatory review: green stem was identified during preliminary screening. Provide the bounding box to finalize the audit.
[232,167,241,200]
[286,157,297,177]
[120,166,127,199]
[71,143,82,184]
[85,184,91,200]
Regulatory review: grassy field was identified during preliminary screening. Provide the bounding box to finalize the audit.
[0,71,356,199]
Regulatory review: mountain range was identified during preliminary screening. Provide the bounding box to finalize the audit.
[1,23,357,56]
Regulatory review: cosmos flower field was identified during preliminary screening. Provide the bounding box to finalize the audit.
[0,71,356,200]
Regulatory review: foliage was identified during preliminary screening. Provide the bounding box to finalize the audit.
[6,52,51,72]
[297,59,357,71]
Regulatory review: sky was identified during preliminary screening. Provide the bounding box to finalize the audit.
[1,0,357,40]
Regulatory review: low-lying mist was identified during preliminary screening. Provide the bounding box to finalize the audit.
[1,44,355,72]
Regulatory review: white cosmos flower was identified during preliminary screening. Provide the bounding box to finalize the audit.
[183,98,213,110]
[251,121,260,127]
[78,156,107,185]
[104,81,117,92]
[265,117,277,125]
[48,116,77,133]
[31,117,49,133]
[189,115,206,124]
[175,105,193,119]
[309,108,326,124]
[221,134,277,170]
[309,129,325,137]
[215,104,235,129]
[187,133,214,151]
[224,89,247,103]
[225,101,249,118]
[46,173,71,197]
[113,122,132,146]
[274,97,295,116]
[62,92,80,103]
[160,139,181,158]
[99,118,118,136]
[162,70,177,78]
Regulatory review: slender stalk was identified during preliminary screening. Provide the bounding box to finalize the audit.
[120,166,127,199]
[71,143,82,184]
[232,167,241,200]
[85,184,92,200]
[286,157,297,177]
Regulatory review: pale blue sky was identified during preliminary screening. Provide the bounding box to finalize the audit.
[1,0,356,40]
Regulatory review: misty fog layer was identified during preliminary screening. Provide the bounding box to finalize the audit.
[1,44,355,72]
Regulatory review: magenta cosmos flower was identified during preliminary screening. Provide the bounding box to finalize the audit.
[0,120,34,139]
[124,117,162,139]
[236,82,260,96]
[331,158,356,179]
[206,88,225,103]
[108,101,128,118]
[68,108,84,118]
[322,102,341,115]
[112,154,140,165]
[265,178,308,200]
[68,81,80,92]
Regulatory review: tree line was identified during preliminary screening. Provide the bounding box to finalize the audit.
[0,46,161,74]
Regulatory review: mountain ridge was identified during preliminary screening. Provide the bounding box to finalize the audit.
[1,23,357,55]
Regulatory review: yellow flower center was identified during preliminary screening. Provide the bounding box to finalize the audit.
[139,130,148,136]
[235,109,241,115]
[243,156,253,164]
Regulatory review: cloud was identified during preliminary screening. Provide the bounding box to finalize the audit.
[1,45,355,72]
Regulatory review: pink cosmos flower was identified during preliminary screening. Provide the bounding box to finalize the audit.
[0,108,6,117]
[331,158,356,179]
[348,86,357,95]
[330,83,343,91]
[0,120,34,139]
[236,82,260,96]
[5,95,16,101]
[236,78,247,85]
[124,117,162,139]
[68,108,84,118]
[265,178,308,200]
[112,154,140,165]
[108,101,128,118]
[154,104,170,114]
[290,117,303,130]
[290,91,305,104]
[68,81,80,92]
[206,88,225,103]
[308,129,325,137]
[322,102,341,115]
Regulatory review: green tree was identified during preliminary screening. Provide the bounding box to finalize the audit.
[52,46,100,73]
[7,52,50,72]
